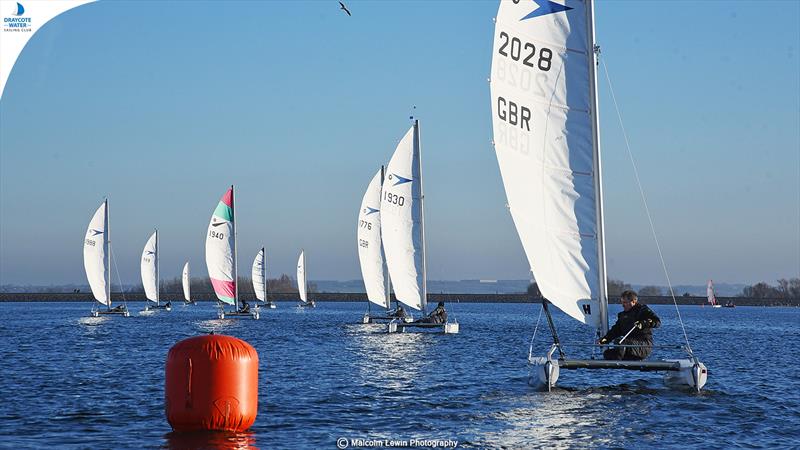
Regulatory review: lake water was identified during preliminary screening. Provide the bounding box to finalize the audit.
[0,301,797,449]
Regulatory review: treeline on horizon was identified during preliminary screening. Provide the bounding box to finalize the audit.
[527,278,800,299]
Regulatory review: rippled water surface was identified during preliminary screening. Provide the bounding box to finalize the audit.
[0,302,797,449]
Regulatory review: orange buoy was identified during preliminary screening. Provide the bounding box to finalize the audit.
[165,334,258,432]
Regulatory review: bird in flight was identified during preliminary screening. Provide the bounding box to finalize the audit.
[339,1,351,16]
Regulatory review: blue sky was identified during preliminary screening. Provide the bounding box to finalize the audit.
[1,0,798,286]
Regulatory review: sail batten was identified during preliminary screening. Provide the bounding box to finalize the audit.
[490,0,605,328]
[358,169,389,308]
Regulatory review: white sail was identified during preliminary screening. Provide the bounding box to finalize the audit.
[252,248,267,302]
[182,262,191,301]
[141,231,159,302]
[83,200,110,306]
[380,123,426,311]
[297,250,307,303]
[358,169,389,308]
[490,0,605,329]
[707,280,716,305]
[205,187,237,306]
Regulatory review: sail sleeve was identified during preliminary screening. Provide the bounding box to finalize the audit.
[252,248,266,301]
[490,0,600,327]
[140,231,158,301]
[182,262,191,301]
[297,250,307,302]
[83,201,109,306]
[205,187,236,305]
[358,169,389,308]
[380,125,425,311]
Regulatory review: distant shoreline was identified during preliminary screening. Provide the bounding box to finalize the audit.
[0,293,797,307]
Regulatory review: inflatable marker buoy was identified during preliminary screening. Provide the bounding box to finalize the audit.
[165,334,258,432]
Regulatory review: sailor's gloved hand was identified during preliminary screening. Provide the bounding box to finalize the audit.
[598,337,609,345]
[634,321,644,330]
[643,319,656,328]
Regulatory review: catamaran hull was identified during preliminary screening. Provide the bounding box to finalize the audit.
[217,310,259,320]
[387,321,459,334]
[362,314,413,324]
[91,309,130,317]
[528,357,560,391]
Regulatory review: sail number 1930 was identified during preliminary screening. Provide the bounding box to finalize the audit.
[498,31,553,72]
[384,192,405,206]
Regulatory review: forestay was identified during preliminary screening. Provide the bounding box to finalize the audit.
[83,200,109,306]
[141,231,159,302]
[380,123,426,311]
[490,0,605,329]
[357,169,389,308]
[252,248,267,301]
[182,262,191,301]
[297,250,307,303]
[205,187,236,306]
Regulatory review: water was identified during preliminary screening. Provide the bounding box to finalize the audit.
[0,302,797,449]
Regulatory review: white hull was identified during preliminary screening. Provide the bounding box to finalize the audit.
[387,320,459,334]
[217,309,259,320]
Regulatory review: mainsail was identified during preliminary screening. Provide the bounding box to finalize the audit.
[297,250,307,303]
[380,122,426,311]
[182,262,191,301]
[252,248,267,302]
[205,186,237,306]
[358,169,389,308]
[490,0,607,331]
[141,230,159,303]
[83,200,110,306]
[707,280,717,306]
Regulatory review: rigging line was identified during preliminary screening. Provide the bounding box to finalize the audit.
[528,303,544,361]
[109,242,127,306]
[600,57,692,352]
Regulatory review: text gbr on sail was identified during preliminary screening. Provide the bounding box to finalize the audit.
[496,97,530,131]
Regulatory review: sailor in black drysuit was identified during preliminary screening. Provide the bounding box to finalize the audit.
[599,290,661,360]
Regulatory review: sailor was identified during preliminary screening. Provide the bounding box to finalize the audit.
[239,300,250,313]
[598,290,661,360]
[418,301,447,324]
[390,305,406,319]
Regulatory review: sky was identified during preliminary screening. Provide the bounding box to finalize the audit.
[0,0,798,287]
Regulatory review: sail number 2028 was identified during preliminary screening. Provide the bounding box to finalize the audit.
[498,32,552,72]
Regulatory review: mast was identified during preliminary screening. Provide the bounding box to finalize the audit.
[232,185,238,309]
[155,229,160,305]
[105,198,110,311]
[415,120,428,314]
[587,0,609,336]
[380,165,392,310]
[262,247,267,302]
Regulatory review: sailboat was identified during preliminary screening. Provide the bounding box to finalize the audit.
[707,280,721,308]
[490,0,705,390]
[252,247,276,309]
[382,121,458,334]
[205,186,259,319]
[182,262,195,305]
[357,167,403,324]
[297,249,315,308]
[141,230,171,312]
[84,199,129,317]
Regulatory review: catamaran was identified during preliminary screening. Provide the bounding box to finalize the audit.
[205,186,259,319]
[490,0,705,390]
[84,199,129,317]
[182,262,195,305]
[707,280,721,308]
[141,230,171,312]
[252,247,276,309]
[382,121,458,334]
[357,167,405,324]
[297,249,315,308]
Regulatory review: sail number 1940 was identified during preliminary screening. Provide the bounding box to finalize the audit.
[498,32,553,72]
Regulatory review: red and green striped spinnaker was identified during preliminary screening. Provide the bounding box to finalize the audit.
[205,187,236,305]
